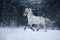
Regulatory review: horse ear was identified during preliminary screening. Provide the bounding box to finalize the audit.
[29,8,31,11]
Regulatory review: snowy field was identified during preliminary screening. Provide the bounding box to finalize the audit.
[0,28,60,40]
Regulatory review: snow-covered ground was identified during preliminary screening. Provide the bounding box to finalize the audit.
[0,28,60,40]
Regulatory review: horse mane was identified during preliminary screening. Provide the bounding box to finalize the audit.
[28,8,34,16]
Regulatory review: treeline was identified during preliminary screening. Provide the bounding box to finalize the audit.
[0,0,60,27]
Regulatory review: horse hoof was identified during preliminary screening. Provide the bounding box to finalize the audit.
[32,29,35,31]
[45,30,47,32]
[24,28,26,30]
[36,29,39,31]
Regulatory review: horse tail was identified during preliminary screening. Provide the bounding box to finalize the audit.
[45,18,51,24]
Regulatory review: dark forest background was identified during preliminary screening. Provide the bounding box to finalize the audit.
[0,0,60,28]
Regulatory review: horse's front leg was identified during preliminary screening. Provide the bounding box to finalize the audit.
[36,24,41,31]
[24,26,27,30]
[24,23,29,30]
[24,23,28,30]
[30,24,35,31]
[27,23,35,31]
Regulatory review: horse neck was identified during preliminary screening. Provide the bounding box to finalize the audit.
[26,9,34,18]
[27,13,34,19]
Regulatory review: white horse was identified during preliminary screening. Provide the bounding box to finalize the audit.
[23,8,47,31]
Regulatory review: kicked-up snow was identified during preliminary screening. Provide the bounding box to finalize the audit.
[0,28,60,40]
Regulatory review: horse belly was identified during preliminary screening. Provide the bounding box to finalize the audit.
[40,20,45,25]
[32,18,40,24]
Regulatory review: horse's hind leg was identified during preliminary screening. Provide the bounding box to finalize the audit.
[44,25,47,32]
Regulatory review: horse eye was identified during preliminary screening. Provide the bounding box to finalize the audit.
[25,12,26,14]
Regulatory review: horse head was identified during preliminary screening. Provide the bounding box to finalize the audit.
[23,8,33,16]
[23,8,29,16]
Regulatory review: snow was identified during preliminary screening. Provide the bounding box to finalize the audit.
[0,28,60,40]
